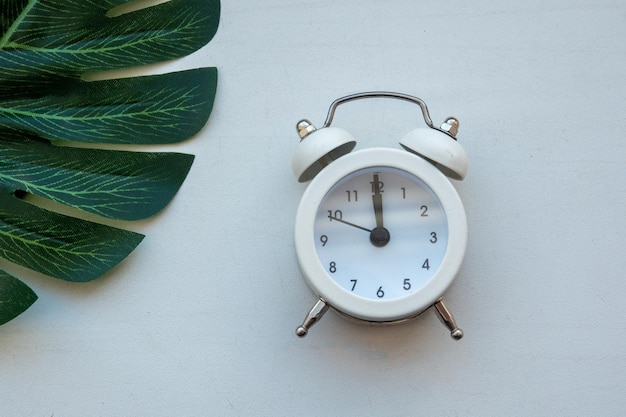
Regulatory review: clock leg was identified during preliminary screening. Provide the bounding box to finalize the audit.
[433,299,464,340]
[296,298,329,338]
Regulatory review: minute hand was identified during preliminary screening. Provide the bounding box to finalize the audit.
[372,174,384,228]
[370,174,391,247]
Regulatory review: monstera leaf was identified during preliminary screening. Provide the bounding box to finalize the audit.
[0,270,37,326]
[0,0,220,325]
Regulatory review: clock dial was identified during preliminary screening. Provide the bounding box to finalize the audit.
[314,166,448,301]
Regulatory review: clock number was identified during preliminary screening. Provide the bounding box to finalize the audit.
[346,190,358,202]
[422,258,430,270]
[320,235,328,247]
[403,279,411,291]
[328,210,343,221]
[421,205,429,217]
[350,279,357,291]
[430,232,438,243]
[401,187,406,199]
[376,286,385,298]
[329,262,337,273]
[370,180,384,193]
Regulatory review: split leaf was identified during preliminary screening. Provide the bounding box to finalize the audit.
[0,131,195,220]
[0,186,144,282]
[0,0,220,86]
[0,0,221,324]
[0,270,38,326]
[0,67,218,144]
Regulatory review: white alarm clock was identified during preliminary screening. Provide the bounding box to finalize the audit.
[292,92,468,340]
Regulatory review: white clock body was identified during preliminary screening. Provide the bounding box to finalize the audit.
[294,147,467,322]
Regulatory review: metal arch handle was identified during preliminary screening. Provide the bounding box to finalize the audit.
[322,91,436,129]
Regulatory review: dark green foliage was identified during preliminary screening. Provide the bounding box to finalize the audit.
[0,0,221,325]
[0,270,38,326]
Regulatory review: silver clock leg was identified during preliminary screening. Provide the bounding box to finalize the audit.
[434,299,463,340]
[296,298,329,338]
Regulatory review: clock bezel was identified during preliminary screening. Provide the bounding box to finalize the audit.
[294,147,467,322]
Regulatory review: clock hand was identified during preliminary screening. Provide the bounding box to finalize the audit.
[372,174,384,229]
[370,174,390,247]
[328,215,372,232]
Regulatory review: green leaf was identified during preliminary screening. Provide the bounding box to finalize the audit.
[0,270,38,326]
[0,67,217,144]
[0,0,221,324]
[0,132,195,220]
[0,186,145,282]
[0,0,220,84]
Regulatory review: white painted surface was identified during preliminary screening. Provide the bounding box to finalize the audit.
[2,1,625,416]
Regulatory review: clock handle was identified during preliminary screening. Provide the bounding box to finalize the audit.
[434,299,464,340]
[296,298,329,337]
[322,91,437,130]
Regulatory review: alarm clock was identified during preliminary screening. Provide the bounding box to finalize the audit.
[292,92,468,340]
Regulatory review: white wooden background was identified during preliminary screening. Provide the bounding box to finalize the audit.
[2,1,625,415]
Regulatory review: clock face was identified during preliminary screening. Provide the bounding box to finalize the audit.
[314,166,448,301]
[294,148,467,322]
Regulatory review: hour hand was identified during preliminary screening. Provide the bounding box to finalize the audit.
[328,214,371,233]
